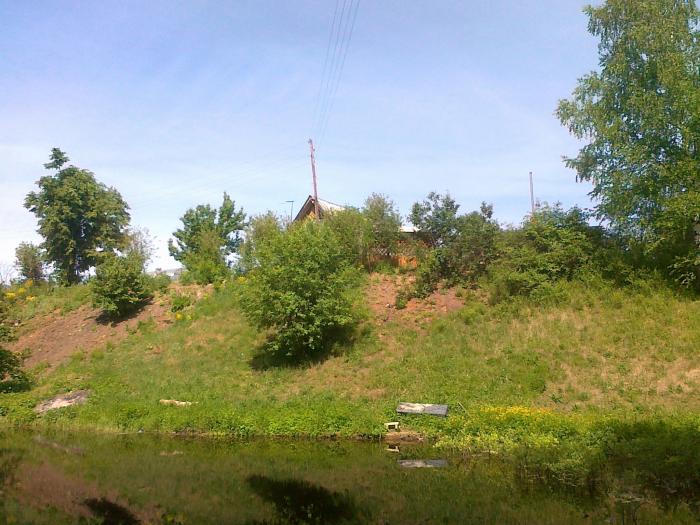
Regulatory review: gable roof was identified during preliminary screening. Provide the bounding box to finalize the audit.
[293,195,346,222]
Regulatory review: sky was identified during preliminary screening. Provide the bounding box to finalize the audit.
[0,0,600,273]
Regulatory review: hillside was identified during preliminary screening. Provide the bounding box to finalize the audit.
[3,275,700,436]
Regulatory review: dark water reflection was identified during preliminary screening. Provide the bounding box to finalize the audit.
[0,430,698,524]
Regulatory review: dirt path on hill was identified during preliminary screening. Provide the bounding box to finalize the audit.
[9,300,172,369]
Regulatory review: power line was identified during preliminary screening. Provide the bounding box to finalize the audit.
[311,0,341,132]
[313,0,352,138]
[318,0,361,145]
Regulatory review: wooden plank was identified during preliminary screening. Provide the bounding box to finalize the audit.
[398,459,448,469]
[396,402,448,417]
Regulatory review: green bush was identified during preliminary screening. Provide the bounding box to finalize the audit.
[487,204,602,303]
[181,229,231,284]
[92,253,152,318]
[0,347,29,393]
[409,200,499,297]
[240,220,362,356]
[146,272,171,294]
[0,297,12,343]
[170,292,194,312]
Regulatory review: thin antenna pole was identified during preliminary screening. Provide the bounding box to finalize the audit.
[285,200,294,222]
[309,139,320,220]
[529,171,535,215]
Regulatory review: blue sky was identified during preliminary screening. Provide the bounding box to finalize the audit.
[0,0,599,271]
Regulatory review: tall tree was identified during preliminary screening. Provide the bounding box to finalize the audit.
[363,193,402,260]
[557,0,700,284]
[14,242,45,282]
[168,193,246,283]
[24,149,130,284]
[409,192,460,247]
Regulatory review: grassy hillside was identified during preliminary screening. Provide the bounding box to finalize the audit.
[3,275,700,435]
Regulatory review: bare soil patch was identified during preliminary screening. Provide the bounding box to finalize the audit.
[365,274,464,328]
[9,298,172,369]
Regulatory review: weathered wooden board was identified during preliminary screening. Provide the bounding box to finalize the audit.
[396,402,448,417]
[398,459,448,469]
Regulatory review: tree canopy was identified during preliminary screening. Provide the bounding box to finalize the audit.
[168,193,246,283]
[557,0,700,284]
[24,149,130,284]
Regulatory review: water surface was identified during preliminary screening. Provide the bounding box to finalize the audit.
[0,430,697,524]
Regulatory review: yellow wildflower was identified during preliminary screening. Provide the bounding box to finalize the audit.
[4,292,16,300]
[16,287,26,296]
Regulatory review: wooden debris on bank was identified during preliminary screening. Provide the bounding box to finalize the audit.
[398,459,448,469]
[396,402,448,417]
[159,399,193,407]
[35,390,90,414]
[384,431,424,444]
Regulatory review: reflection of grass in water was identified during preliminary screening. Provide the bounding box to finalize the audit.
[84,497,140,525]
[1,431,699,524]
[245,475,358,524]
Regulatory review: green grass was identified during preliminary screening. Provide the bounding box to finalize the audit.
[2,278,700,468]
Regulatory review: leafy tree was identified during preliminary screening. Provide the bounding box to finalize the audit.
[14,242,45,282]
[557,0,700,286]
[168,193,246,283]
[409,192,460,247]
[240,220,361,356]
[325,207,371,267]
[24,148,130,284]
[363,193,402,263]
[447,202,500,280]
[239,212,283,273]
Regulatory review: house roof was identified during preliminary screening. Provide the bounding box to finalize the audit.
[293,195,346,221]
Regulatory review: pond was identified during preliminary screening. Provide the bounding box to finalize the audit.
[0,430,697,524]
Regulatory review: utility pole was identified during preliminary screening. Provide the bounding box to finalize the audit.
[529,171,536,216]
[285,200,294,223]
[308,138,320,220]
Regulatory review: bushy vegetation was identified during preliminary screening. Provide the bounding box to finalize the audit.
[323,193,402,270]
[0,347,29,393]
[92,252,152,318]
[240,219,362,356]
[91,229,159,318]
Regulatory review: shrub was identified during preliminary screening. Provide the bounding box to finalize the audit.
[92,253,152,318]
[0,297,12,342]
[325,207,371,267]
[238,213,283,274]
[181,229,231,284]
[170,292,193,312]
[487,204,601,303]
[0,347,29,393]
[409,201,499,297]
[240,220,362,356]
[363,193,402,266]
[146,272,171,294]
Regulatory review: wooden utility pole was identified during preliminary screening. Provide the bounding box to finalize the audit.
[529,171,535,215]
[308,139,320,220]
